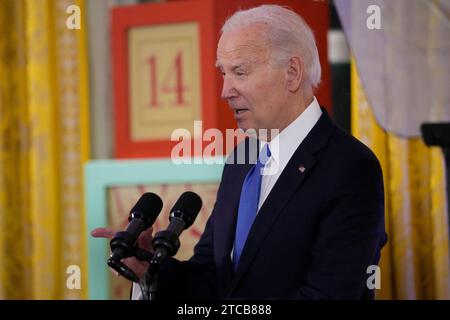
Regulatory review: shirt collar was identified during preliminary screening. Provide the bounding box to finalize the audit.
[263,96,322,171]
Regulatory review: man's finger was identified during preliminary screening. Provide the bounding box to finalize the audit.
[123,257,149,281]
[91,227,116,239]
[109,266,119,277]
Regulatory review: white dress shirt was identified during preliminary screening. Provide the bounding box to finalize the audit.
[258,96,322,211]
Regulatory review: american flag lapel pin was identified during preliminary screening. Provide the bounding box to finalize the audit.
[298,165,306,173]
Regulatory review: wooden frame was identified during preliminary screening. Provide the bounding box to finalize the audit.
[112,0,220,158]
[85,158,224,299]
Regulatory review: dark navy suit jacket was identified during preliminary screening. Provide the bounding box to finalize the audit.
[156,110,387,299]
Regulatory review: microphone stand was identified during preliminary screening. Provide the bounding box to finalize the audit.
[148,275,158,300]
[143,229,181,300]
[134,248,159,300]
[118,192,202,300]
[137,267,158,300]
[111,232,181,300]
[146,258,161,300]
[108,246,156,300]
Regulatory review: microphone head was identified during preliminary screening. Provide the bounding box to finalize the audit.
[129,192,163,227]
[170,191,202,228]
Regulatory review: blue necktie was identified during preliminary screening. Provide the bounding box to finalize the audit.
[233,144,271,271]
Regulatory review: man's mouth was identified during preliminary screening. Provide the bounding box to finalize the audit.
[235,108,248,115]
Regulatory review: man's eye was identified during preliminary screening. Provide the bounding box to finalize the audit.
[236,70,245,76]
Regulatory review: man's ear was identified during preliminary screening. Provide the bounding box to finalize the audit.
[286,56,303,92]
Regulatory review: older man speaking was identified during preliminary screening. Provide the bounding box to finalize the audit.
[92,4,387,300]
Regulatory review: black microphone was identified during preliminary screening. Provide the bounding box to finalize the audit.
[108,192,163,281]
[148,192,203,276]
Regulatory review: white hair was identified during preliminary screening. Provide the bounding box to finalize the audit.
[221,5,321,89]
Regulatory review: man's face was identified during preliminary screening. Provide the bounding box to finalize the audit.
[216,24,290,132]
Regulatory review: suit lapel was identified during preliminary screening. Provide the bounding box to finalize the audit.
[214,138,257,294]
[214,163,250,266]
[229,110,336,294]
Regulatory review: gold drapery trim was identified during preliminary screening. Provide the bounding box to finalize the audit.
[351,58,449,299]
[0,0,89,299]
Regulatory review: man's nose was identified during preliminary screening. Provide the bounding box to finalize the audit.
[221,76,238,100]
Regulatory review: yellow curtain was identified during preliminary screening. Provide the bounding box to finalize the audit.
[0,0,89,299]
[351,59,450,299]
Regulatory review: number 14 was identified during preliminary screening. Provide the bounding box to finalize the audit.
[147,52,189,108]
